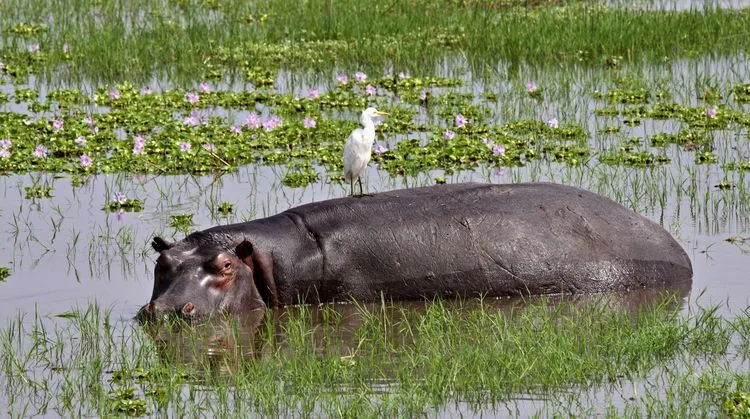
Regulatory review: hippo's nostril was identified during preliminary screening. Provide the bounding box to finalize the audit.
[182,302,195,315]
[145,301,154,314]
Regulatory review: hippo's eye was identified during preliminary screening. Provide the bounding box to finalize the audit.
[224,261,231,269]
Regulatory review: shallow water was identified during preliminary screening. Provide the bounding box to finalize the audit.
[1,49,750,416]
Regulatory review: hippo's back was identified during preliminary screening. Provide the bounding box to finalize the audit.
[280,182,692,300]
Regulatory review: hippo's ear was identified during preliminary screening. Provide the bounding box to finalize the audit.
[151,236,174,253]
[235,240,254,266]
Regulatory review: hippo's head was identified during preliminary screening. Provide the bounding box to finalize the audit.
[137,235,271,321]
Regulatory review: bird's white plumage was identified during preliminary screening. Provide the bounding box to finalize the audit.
[342,107,387,195]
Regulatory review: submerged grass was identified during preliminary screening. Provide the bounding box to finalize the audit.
[1,295,748,417]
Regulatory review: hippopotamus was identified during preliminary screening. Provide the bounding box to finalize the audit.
[138,182,693,319]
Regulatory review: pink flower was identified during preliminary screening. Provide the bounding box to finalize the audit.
[492,145,506,156]
[455,114,467,128]
[0,138,11,149]
[374,143,388,155]
[230,125,242,134]
[303,117,316,128]
[482,137,493,146]
[140,86,153,95]
[185,92,200,104]
[444,129,455,140]
[84,116,94,126]
[526,82,538,93]
[114,192,126,205]
[180,142,192,152]
[203,143,217,153]
[547,118,558,129]
[336,73,349,85]
[198,82,211,93]
[0,149,9,159]
[52,119,64,132]
[246,113,261,129]
[80,154,92,168]
[108,89,121,100]
[365,84,377,95]
[34,145,48,158]
[183,115,198,126]
[29,44,40,53]
[355,72,367,82]
[706,107,717,118]
[308,88,320,99]
[263,116,281,131]
[75,136,87,147]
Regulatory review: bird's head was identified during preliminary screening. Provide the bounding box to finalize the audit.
[361,107,389,125]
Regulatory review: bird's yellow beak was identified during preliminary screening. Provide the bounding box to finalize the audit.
[375,111,389,116]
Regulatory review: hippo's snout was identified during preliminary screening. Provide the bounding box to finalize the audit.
[135,300,197,322]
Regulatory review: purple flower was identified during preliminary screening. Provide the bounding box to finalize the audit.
[492,145,506,156]
[547,118,559,129]
[62,43,71,53]
[444,129,455,140]
[303,117,316,128]
[186,92,200,104]
[52,119,64,132]
[365,84,377,96]
[263,115,281,131]
[133,143,145,155]
[203,143,217,153]
[482,137,493,146]
[419,90,427,101]
[183,115,198,126]
[246,113,261,129]
[180,142,192,152]
[706,107,717,118]
[374,143,388,155]
[80,154,92,168]
[198,82,211,93]
[114,192,126,205]
[308,88,320,99]
[0,149,9,159]
[34,145,48,158]
[0,138,11,149]
[140,86,153,95]
[84,116,94,126]
[29,44,40,53]
[526,82,538,93]
[455,114,467,128]
[108,89,121,100]
[230,125,242,134]
[336,73,349,85]
[75,136,87,147]
[355,72,367,83]
[398,71,409,80]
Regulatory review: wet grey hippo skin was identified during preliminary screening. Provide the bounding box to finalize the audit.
[139,182,693,319]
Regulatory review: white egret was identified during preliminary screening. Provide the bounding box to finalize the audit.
[343,107,389,196]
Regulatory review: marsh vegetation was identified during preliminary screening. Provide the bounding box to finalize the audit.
[1,0,750,416]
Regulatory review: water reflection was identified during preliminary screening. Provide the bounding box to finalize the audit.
[141,282,691,379]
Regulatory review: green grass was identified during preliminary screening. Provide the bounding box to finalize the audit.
[0,1,748,84]
[2,294,749,417]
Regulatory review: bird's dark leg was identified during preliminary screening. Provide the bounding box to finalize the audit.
[357,177,363,196]
[350,179,354,196]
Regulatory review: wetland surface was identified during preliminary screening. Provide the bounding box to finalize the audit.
[1,0,750,417]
